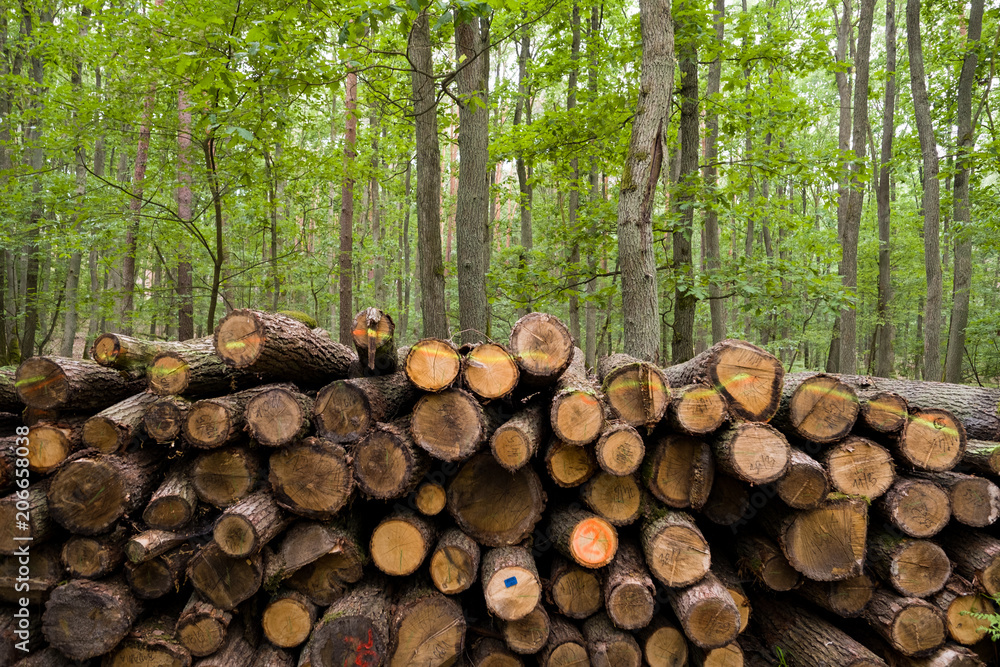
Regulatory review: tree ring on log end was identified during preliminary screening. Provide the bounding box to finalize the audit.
[26,425,74,473]
[608,583,655,629]
[899,409,966,472]
[464,343,520,399]
[405,339,461,392]
[370,518,428,576]
[389,595,465,667]
[215,311,265,367]
[245,387,307,446]
[787,375,859,442]
[262,597,313,648]
[82,417,122,454]
[149,353,190,395]
[314,381,371,443]
[485,565,541,620]
[864,392,908,432]
[826,437,895,500]
[49,459,127,533]
[549,642,588,666]
[448,453,546,547]
[551,391,605,446]
[15,357,68,409]
[603,363,670,427]
[711,344,784,422]
[891,603,946,657]
[92,334,122,367]
[410,389,484,461]
[508,313,574,381]
[183,401,232,449]
[890,540,951,598]
[596,425,644,476]
[641,625,687,667]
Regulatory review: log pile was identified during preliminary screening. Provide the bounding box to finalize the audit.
[2,309,1000,666]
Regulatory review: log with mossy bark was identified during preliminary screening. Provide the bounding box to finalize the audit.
[214,309,355,385]
[92,332,186,373]
[0,367,20,413]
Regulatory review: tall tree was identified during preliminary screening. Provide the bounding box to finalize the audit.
[907,0,943,381]
[567,2,582,343]
[584,5,600,367]
[703,0,725,344]
[944,0,984,383]
[874,0,897,377]
[338,70,357,345]
[515,19,533,317]
[672,0,698,363]
[0,8,10,363]
[177,90,194,340]
[838,0,876,373]
[409,10,448,338]
[617,0,673,362]
[454,15,491,344]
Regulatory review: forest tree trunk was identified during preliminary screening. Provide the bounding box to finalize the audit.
[908,0,943,381]
[409,11,449,339]
[874,0,897,377]
[455,16,491,344]
[703,0,725,345]
[616,0,673,363]
[338,71,357,345]
[944,0,983,383]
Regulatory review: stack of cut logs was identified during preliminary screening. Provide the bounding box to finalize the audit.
[2,308,1000,666]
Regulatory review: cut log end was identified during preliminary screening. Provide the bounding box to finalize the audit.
[148,352,191,395]
[430,547,477,595]
[26,424,77,473]
[245,387,310,446]
[601,359,670,427]
[546,439,598,488]
[483,549,542,621]
[144,399,187,443]
[550,390,605,446]
[269,438,352,518]
[502,604,550,654]
[669,383,728,436]
[464,343,520,399]
[370,517,432,577]
[826,436,896,499]
[785,374,859,442]
[711,343,784,422]
[595,424,645,476]
[639,623,688,667]
[262,595,314,648]
[879,478,952,538]
[183,400,234,449]
[15,358,68,409]
[550,562,602,619]
[405,338,462,391]
[414,482,447,515]
[645,433,714,510]
[410,388,486,461]
[781,497,868,581]
[643,512,711,588]
[48,459,128,535]
[509,312,574,383]
[862,391,909,432]
[775,448,829,510]
[567,516,618,568]
[899,409,967,472]
[389,591,465,667]
[353,424,423,500]
[81,417,122,454]
[493,427,532,470]
[92,333,124,367]
[714,423,789,484]
[214,311,265,367]
[886,539,953,598]
[192,447,258,509]
[581,472,643,526]
[313,381,372,443]
[893,602,947,656]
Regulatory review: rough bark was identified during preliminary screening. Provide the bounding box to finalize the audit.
[864,589,947,657]
[454,15,491,345]
[183,384,288,450]
[582,612,642,667]
[754,597,886,666]
[124,542,194,599]
[907,470,1000,528]
[938,528,1000,596]
[617,0,672,362]
[214,310,355,385]
[538,615,588,667]
[408,12,449,339]
[148,337,252,397]
[665,572,740,650]
[82,391,159,454]
[703,0,726,344]
[105,618,192,667]
[338,71,357,345]
[144,466,198,531]
[0,482,50,555]
[60,525,127,579]
[944,0,984,383]
[603,539,655,630]
[734,533,801,592]
[175,594,233,657]
[930,575,992,646]
[15,356,146,411]
[186,542,263,610]
[961,439,1000,476]
[796,573,875,618]
[143,395,190,444]
[874,0,897,377]
[301,581,391,667]
[907,0,943,381]
[213,490,288,557]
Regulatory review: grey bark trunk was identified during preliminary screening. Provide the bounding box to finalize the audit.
[409,11,449,339]
[0,11,12,362]
[177,90,194,340]
[585,6,600,368]
[672,0,698,364]
[515,22,533,317]
[944,0,984,383]
[400,161,412,343]
[838,0,876,374]
[455,17,491,344]
[874,0,897,377]
[703,0,725,344]
[907,0,943,381]
[338,71,357,345]
[617,0,673,363]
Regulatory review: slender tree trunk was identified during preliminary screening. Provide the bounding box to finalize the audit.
[20,1,50,357]
[838,0,875,374]
[177,90,194,340]
[944,0,984,383]
[85,67,107,357]
[338,71,357,345]
[617,0,673,362]
[0,10,13,363]
[908,0,943,381]
[267,142,283,312]
[60,6,91,357]
[370,115,386,303]
[567,2,582,343]
[584,6,601,368]
[409,12,448,339]
[203,135,225,335]
[672,0,698,363]
[400,161,412,342]
[515,20,533,317]
[455,16,491,344]
[118,88,155,336]
[703,0,725,344]
[874,0,897,377]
